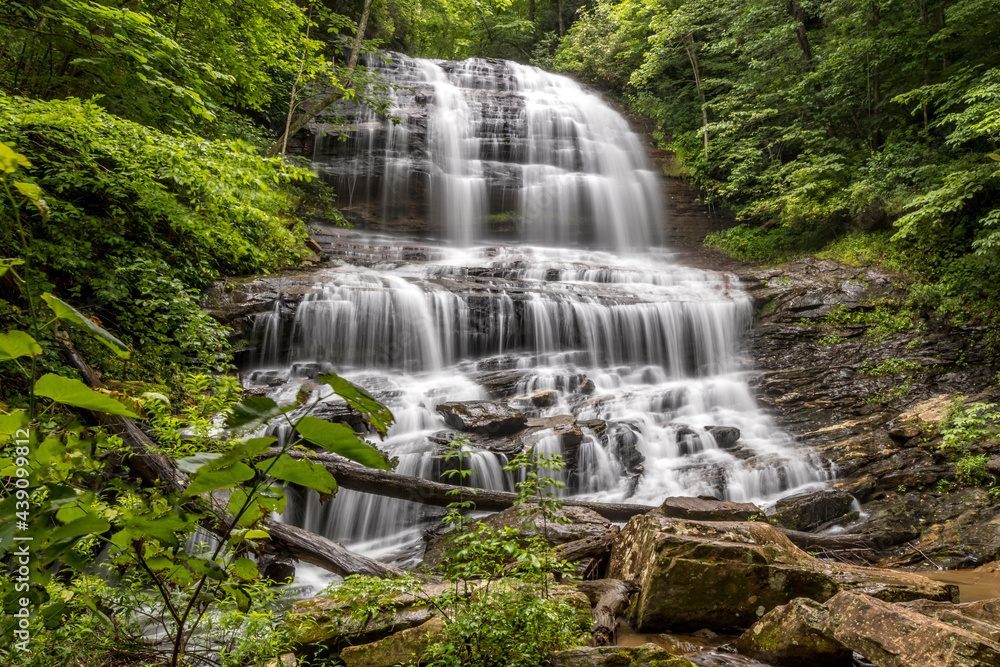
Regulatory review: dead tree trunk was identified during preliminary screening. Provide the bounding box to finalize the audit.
[577,579,640,646]
[553,526,619,563]
[269,449,657,522]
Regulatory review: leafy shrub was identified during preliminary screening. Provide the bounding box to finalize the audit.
[940,400,1000,452]
[0,97,311,376]
[956,453,994,487]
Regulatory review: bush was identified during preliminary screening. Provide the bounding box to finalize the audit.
[0,95,311,377]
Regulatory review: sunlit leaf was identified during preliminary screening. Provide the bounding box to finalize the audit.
[0,330,42,361]
[183,461,255,497]
[294,415,389,469]
[257,454,337,495]
[34,374,138,417]
[229,557,259,582]
[41,293,130,359]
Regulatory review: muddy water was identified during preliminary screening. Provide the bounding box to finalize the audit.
[922,568,1000,602]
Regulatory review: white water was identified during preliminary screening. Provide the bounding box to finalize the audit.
[245,55,831,567]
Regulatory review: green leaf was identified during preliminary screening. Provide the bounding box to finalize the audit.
[228,485,285,527]
[988,153,1000,161]
[257,454,337,495]
[46,514,110,544]
[0,142,31,173]
[176,452,222,474]
[318,373,394,436]
[294,416,389,469]
[204,437,275,471]
[183,461,255,497]
[222,583,253,613]
[229,557,259,582]
[0,259,25,279]
[0,410,28,437]
[0,330,43,361]
[41,293,130,359]
[225,396,294,431]
[13,181,49,221]
[34,374,138,417]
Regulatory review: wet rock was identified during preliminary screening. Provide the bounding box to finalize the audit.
[705,425,741,449]
[658,496,761,522]
[436,400,527,436]
[606,513,956,632]
[769,490,856,532]
[258,554,295,585]
[578,377,596,394]
[550,643,697,667]
[530,389,559,407]
[474,369,532,398]
[825,591,1000,667]
[735,598,853,667]
[340,617,445,667]
[428,429,525,456]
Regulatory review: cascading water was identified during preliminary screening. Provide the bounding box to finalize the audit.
[245,54,832,566]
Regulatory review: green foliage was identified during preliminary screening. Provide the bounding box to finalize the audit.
[860,358,924,378]
[0,99,312,377]
[939,399,1000,451]
[956,452,994,487]
[0,170,395,665]
[330,442,588,667]
[554,0,1000,333]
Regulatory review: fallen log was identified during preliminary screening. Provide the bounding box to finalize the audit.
[271,449,656,522]
[62,346,403,578]
[553,526,620,563]
[275,449,878,560]
[577,579,640,646]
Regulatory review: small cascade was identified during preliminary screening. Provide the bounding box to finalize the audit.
[242,54,833,562]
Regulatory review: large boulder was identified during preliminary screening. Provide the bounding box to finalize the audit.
[422,504,611,569]
[737,593,1000,667]
[769,489,856,532]
[734,598,853,666]
[898,598,1000,642]
[607,512,956,631]
[550,643,697,667]
[436,400,527,436]
[825,591,1000,667]
[658,496,761,522]
[340,618,445,667]
[291,583,449,649]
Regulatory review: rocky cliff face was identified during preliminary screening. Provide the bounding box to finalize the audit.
[738,258,1000,568]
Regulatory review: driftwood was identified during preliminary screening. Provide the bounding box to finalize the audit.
[577,579,640,646]
[270,449,657,522]
[62,347,404,578]
[553,526,620,563]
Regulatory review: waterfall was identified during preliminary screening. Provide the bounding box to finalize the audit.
[247,54,832,562]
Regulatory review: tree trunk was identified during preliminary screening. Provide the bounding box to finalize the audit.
[557,0,565,36]
[267,0,374,157]
[789,0,813,65]
[577,579,640,646]
[529,0,535,24]
[682,34,709,161]
[269,448,657,522]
